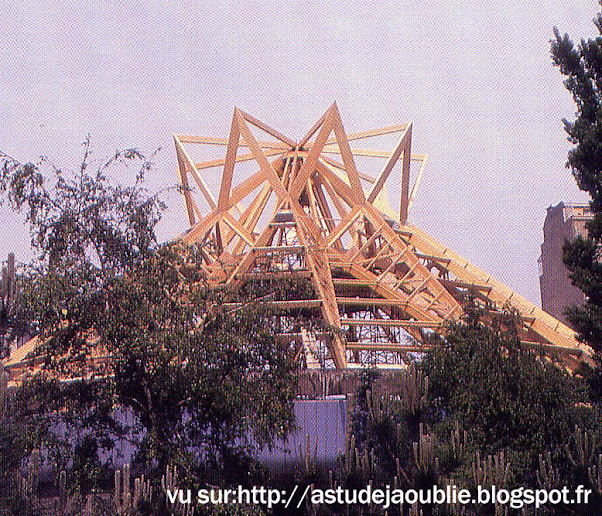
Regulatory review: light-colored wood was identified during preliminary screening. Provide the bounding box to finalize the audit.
[290,107,335,200]
[222,212,255,246]
[6,103,591,380]
[336,297,416,307]
[367,123,412,203]
[238,109,297,147]
[169,107,592,370]
[315,160,362,207]
[218,110,240,211]
[298,104,333,147]
[326,206,362,247]
[301,329,322,369]
[341,318,441,328]
[225,299,323,310]
[362,203,462,319]
[306,175,320,220]
[228,170,266,208]
[321,146,426,160]
[235,109,290,201]
[224,156,285,251]
[315,170,353,221]
[175,136,217,210]
[181,209,224,244]
[399,124,412,224]
[286,196,347,368]
[344,262,434,321]
[312,176,347,251]
[226,201,284,289]
[402,222,591,359]
[176,135,289,149]
[346,343,434,352]
[407,155,427,213]
[194,149,286,172]
[325,124,409,145]
[231,183,272,255]
[331,104,365,202]
[174,136,197,226]
[238,271,312,280]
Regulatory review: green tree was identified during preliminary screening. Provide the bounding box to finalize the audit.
[0,141,297,498]
[423,317,591,483]
[99,243,297,482]
[551,12,602,353]
[332,317,598,515]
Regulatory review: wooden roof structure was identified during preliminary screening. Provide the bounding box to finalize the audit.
[173,104,593,370]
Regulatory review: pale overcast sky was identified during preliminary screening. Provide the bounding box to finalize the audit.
[0,0,599,304]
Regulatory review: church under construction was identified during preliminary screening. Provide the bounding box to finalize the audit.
[172,104,593,371]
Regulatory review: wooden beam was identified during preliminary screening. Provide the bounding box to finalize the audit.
[298,104,332,147]
[337,297,417,308]
[315,160,362,208]
[238,109,297,147]
[346,343,434,352]
[174,136,218,211]
[173,110,593,371]
[290,107,335,200]
[343,262,436,322]
[218,110,240,211]
[407,154,427,214]
[225,299,323,310]
[320,145,427,161]
[399,124,412,224]
[331,103,365,201]
[231,184,272,255]
[174,136,197,226]
[237,271,312,280]
[325,124,409,145]
[222,212,255,246]
[288,198,347,368]
[235,109,290,200]
[176,135,289,149]
[315,170,353,221]
[367,123,412,203]
[360,206,462,320]
[181,209,223,244]
[226,198,286,287]
[312,176,336,230]
[403,222,591,358]
[194,148,285,171]
[326,206,362,247]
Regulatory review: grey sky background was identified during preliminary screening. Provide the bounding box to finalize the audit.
[0,0,598,304]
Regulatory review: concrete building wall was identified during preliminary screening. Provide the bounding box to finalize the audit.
[539,202,592,326]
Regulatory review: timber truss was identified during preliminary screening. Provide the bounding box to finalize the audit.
[173,104,593,370]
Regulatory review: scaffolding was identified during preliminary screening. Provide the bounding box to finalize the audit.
[172,104,593,370]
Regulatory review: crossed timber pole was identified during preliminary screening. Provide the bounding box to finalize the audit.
[174,104,593,370]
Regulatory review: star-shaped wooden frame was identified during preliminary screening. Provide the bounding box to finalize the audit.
[174,104,592,370]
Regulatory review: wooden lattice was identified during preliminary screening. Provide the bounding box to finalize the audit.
[173,104,592,370]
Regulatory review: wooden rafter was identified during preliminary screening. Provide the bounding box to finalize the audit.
[173,106,594,370]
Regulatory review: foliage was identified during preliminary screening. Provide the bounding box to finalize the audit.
[98,243,297,481]
[422,317,591,483]
[307,317,600,515]
[0,254,29,359]
[0,141,298,508]
[551,11,602,353]
[0,367,30,506]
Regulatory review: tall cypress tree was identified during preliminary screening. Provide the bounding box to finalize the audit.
[551,13,602,353]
